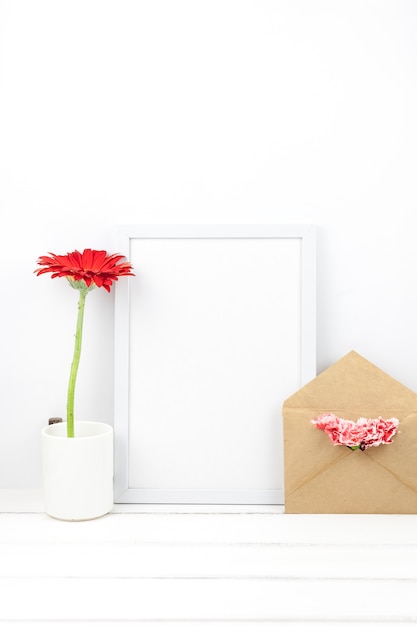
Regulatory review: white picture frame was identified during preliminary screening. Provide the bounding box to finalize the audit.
[114,224,316,504]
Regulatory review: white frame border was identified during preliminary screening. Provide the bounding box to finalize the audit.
[113,224,316,504]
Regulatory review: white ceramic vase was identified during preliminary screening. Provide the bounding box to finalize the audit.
[41,420,114,521]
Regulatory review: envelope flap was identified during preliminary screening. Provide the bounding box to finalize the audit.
[283,350,417,412]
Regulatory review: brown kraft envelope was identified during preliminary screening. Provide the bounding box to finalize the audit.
[282,350,417,513]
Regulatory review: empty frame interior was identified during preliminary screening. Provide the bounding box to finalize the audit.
[114,225,316,504]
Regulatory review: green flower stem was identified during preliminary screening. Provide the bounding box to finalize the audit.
[66,288,87,437]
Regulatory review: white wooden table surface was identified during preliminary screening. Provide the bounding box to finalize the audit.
[0,490,416,625]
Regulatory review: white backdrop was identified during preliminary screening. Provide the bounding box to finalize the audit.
[1,0,416,489]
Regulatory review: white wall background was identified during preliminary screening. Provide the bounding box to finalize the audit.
[1,0,416,489]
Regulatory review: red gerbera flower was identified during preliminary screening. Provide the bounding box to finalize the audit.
[35,248,135,437]
[34,249,135,292]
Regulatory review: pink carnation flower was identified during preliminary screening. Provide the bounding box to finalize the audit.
[311,414,399,450]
